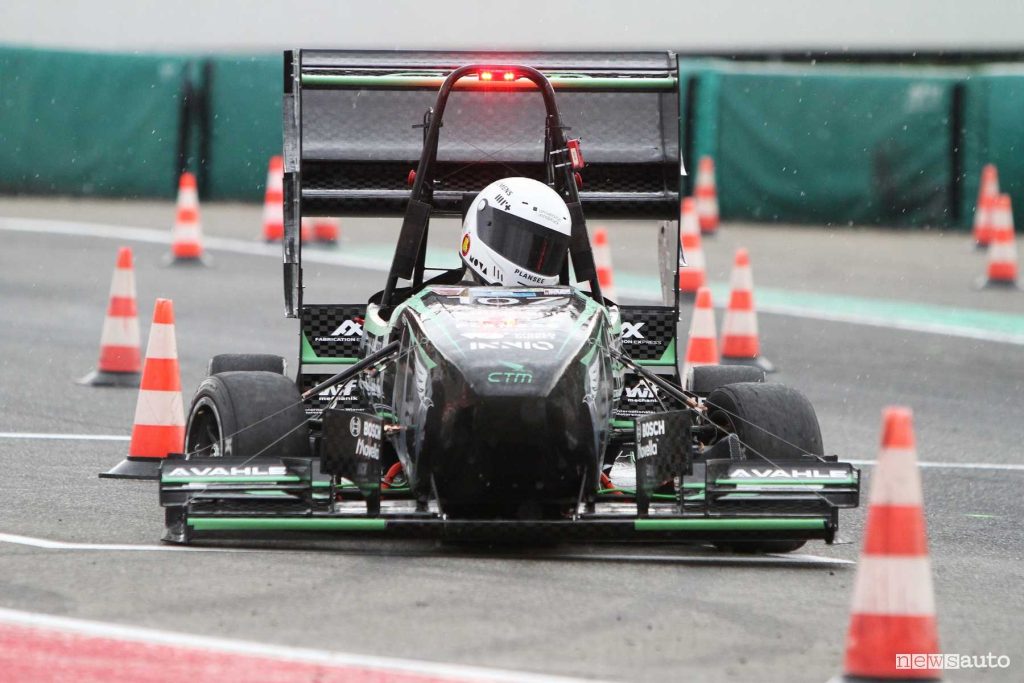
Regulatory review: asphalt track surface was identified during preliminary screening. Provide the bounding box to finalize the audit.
[1,197,1023,682]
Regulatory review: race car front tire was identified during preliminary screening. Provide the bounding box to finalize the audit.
[704,382,824,554]
[184,371,308,459]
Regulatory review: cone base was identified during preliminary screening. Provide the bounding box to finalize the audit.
[163,253,212,267]
[975,275,1019,290]
[98,457,163,480]
[76,369,141,388]
[720,355,776,373]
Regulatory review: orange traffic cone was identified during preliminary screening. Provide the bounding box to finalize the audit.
[971,164,999,248]
[678,197,706,298]
[972,194,997,250]
[695,156,719,235]
[682,287,718,382]
[300,218,314,243]
[313,217,341,243]
[720,248,774,372]
[168,172,208,265]
[977,194,1019,289]
[78,247,142,387]
[100,299,185,480]
[262,156,284,242]
[592,226,618,302]
[836,407,940,682]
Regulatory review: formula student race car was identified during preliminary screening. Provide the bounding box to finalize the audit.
[160,50,860,549]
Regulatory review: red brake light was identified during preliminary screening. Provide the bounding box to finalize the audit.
[503,71,516,81]
[480,71,493,81]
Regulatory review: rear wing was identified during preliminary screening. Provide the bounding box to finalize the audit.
[282,49,681,316]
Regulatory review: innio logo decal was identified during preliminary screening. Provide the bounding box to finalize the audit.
[622,322,645,339]
[330,319,364,338]
[728,468,850,479]
[167,466,288,478]
[469,340,554,351]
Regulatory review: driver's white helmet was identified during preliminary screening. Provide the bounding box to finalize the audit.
[460,177,572,287]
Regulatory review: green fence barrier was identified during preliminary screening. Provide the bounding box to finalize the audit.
[711,64,960,227]
[0,46,188,198]
[960,66,1024,228]
[205,55,282,200]
[2,45,1022,231]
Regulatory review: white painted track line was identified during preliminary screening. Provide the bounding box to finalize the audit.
[0,432,130,441]
[0,533,259,553]
[0,532,853,566]
[847,459,1024,472]
[5,216,1024,346]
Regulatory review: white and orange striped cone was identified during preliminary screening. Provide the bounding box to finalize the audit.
[262,156,285,242]
[695,156,720,236]
[313,217,341,244]
[833,407,941,682]
[167,172,209,265]
[971,193,996,251]
[100,299,185,480]
[78,247,142,387]
[678,197,706,299]
[971,164,999,249]
[976,193,1019,289]
[592,226,618,302]
[720,248,774,373]
[682,287,719,384]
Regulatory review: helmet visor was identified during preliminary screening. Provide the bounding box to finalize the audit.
[477,204,570,277]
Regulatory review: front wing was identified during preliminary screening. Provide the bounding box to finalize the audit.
[158,452,859,546]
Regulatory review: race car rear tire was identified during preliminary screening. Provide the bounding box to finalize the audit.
[184,371,308,459]
[207,353,287,376]
[704,382,823,554]
[688,364,765,397]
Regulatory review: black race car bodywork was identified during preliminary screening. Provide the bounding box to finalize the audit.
[161,50,860,546]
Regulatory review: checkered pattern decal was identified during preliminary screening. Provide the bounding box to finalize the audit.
[301,304,366,359]
[618,305,677,362]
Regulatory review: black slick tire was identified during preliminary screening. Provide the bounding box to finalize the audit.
[184,371,308,459]
[704,382,824,554]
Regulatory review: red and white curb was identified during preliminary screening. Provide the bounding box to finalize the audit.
[0,607,596,683]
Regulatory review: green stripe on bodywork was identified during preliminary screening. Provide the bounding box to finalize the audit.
[301,74,676,91]
[635,518,826,532]
[188,517,387,532]
[715,477,857,485]
[301,334,358,365]
[163,476,302,484]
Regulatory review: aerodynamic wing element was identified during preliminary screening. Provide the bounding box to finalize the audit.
[281,49,680,316]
